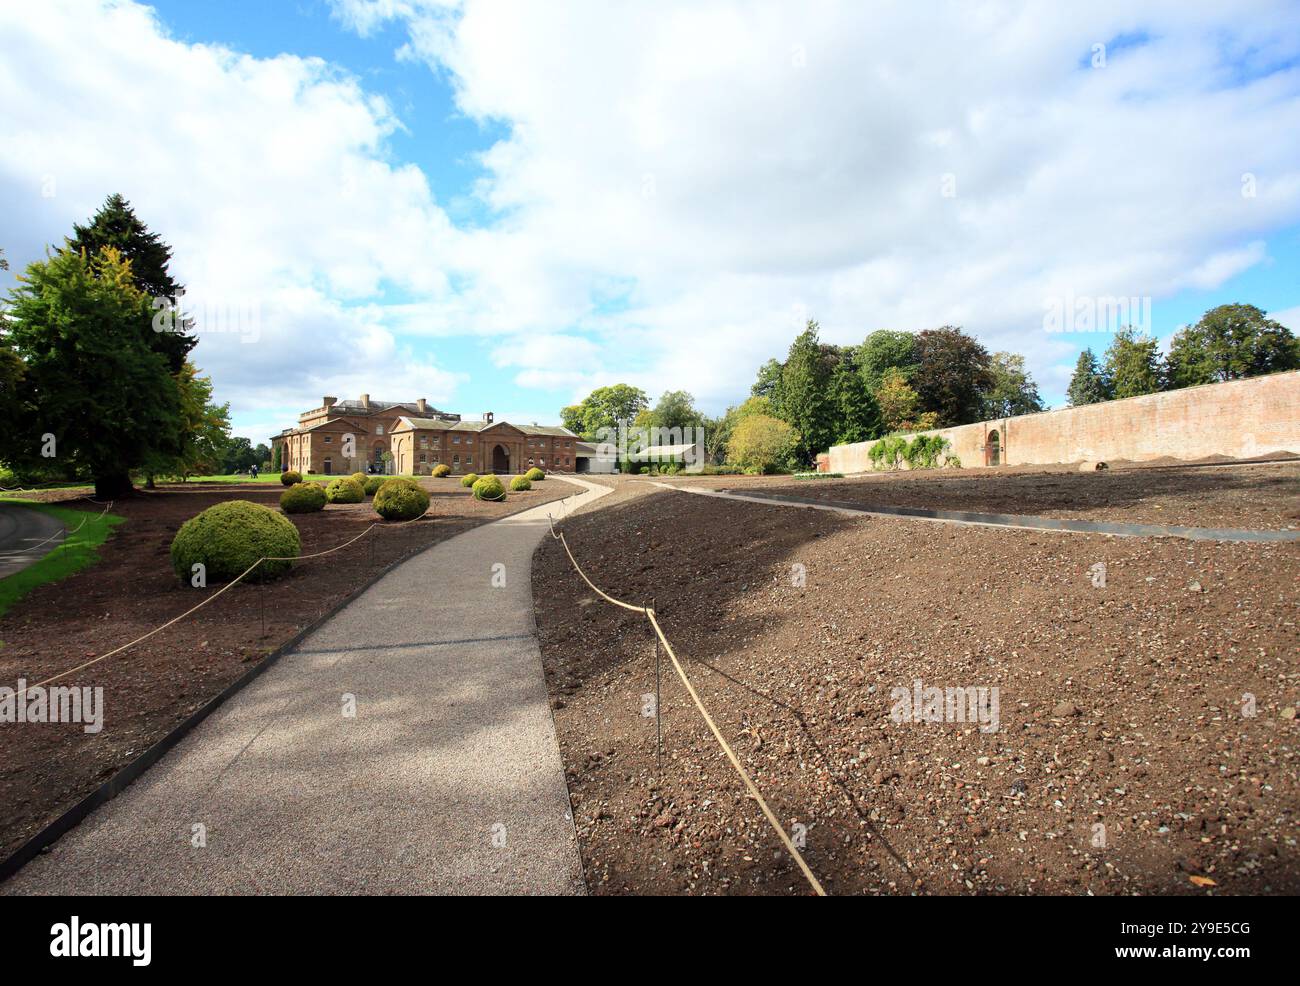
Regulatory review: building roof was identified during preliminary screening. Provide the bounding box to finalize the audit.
[331,399,457,419]
[394,416,576,438]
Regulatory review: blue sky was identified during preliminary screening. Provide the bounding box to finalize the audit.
[2,0,1298,445]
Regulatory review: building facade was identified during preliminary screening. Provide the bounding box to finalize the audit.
[272,396,581,476]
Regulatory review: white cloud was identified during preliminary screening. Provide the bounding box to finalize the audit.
[3,0,1299,444]
[345,0,1300,407]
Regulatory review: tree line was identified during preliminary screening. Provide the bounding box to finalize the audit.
[0,195,263,496]
[1065,306,1297,407]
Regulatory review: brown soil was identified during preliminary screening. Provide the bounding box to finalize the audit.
[0,477,573,862]
[533,479,1300,895]
[663,460,1300,530]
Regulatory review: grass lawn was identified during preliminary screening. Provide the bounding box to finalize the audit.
[0,501,126,618]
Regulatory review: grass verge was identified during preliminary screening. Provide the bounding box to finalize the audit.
[0,501,126,618]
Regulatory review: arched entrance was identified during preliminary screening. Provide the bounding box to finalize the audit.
[985,429,1001,466]
[492,444,509,473]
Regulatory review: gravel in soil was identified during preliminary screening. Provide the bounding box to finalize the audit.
[533,480,1299,895]
[0,478,573,863]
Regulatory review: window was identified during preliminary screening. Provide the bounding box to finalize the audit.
[454,454,460,464]
[324,435,332,444]
[466,455,472,464]
[528,458,534,467]
[419,436,428,448]
[375,424,383,435]
[453,435,461,444]
[539,458,545,466]
[419,453,426,463]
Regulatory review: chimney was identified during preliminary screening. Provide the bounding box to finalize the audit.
[484,411,494,424]
[416,398,427,414]
[323,396,337,409]
[360,393,371,409]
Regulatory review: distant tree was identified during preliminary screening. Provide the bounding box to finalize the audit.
[829,350,883,444]
[1066,348,1113,406]
[728,414,798,473]
[68,193,195,373]
[913,326,992,426]
[857,329,919,393]
[750,358,786,415]
[642,389,704,434]
[1103,327,1162,399]
[779,321,842,464]
[142,362,231,483]
[271,442,282,472]
[983,351,1045,418]
[220,436,258,474]
[5,246,181,497]
[561,384,649,439]
[1165,303,1299,389]
[875,367,938,433]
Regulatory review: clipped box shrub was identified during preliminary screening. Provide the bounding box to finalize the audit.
[350,471,367,485]
[170,500,300,584]
[431,463,451,478]
[460,472,479,488]
[280,470,302,486]
[373,477,430,521]
[326,477,365,503]
[363,475,384,496]
[280,482,327,514]
[524,467,545,482]
[472,475,506,501]
[509,475,532,492]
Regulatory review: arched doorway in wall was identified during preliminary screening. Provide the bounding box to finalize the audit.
[492,444,510,473]
[985,430,1001,466]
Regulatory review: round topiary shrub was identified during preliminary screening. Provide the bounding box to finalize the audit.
[472,475,506,501]
[280,482,326,514]
[363,475,384,496]
[373,477,430,521]
[170,500,300,584]
[326,477,365,503]
[509,474,532,492]
[280,470,302,486]
[525,467,545,482]
[460,472,479,488]
[432,463,451,478]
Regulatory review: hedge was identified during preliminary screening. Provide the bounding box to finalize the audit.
[524,467,545,482]
[326,477,365,503]
[280,470,302,486]
[432,463,451,478]
[472,475,506,501]
[170,500,300,584]
[509,475,531,491]
[460,472,479,488]
[373,477,430,521]
[280,482,327,513]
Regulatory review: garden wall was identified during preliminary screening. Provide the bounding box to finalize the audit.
[827,370,1300,472]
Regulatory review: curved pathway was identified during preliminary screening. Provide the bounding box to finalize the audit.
[4,477,611,895]
[653,483,1300,543]
[0,502,67,581]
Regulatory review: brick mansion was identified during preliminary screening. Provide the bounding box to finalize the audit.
[271,395,586,477]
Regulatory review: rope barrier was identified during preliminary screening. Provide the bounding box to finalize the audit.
[12,506,433,701]
[544,511,827,896]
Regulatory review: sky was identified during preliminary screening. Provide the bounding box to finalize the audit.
[1,0,1298,445]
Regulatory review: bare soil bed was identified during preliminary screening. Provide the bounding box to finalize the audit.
[0,477,573,863]
[533,480,1299,895]
[665,460,1300,530]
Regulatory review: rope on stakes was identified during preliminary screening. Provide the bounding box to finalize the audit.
[12,506,434,701]
[544,510,827,897]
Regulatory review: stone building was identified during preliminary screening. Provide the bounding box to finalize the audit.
[271,396,580,476]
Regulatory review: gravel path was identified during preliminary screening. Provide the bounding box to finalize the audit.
[3,477,610,895]
[656,483,1300,542]
[0,502,66,581]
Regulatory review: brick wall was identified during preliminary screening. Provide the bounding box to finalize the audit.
[828,370,1300,472]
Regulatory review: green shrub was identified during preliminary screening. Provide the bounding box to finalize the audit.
[472,475,506,501]
[509,475,532,491]
[871,435,909,470]
[280,470,302,486]
[350,472,367,486]
[326,477,365,503]
[904,434,948,470]
[373,477,430,521]
[363,475,384,495]
[460,472,479,488]
[432,463,451,478]
[170,500,300,584]
[524,467,545,482]
[280,482,327,514]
